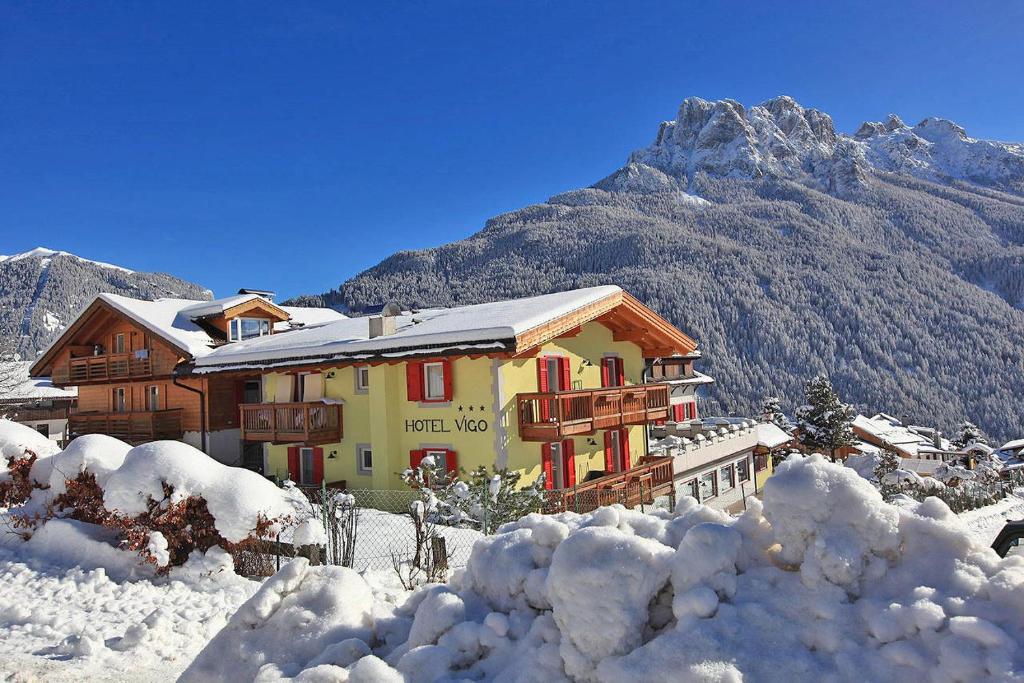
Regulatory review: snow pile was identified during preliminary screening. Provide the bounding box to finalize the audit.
[188,454,1024,681]
[0,418,60,465]
[103,441,298,543]
[30,433,132,495]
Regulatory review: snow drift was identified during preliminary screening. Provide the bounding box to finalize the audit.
[185,454,1024,682]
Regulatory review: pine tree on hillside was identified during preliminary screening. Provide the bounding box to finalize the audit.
[761,396,790,432]
[951,421,988,449]
[795,375,857,462]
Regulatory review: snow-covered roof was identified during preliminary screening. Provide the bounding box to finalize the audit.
[998,438,1024,452]
[278,306,348,329]
[852,414,954,456]
[194,286,622,370]
[659,370,715,386]
[178,294,266,319]
[0,361,78,400]
[755,422,792,449]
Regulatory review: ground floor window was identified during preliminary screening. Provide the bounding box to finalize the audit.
[35,424,49,438]
[357,444,373,474]
[699,471,717,500]
[720,464,735,491]
[682,479,698,500]
[754,453,769,471]
[300,447,316,486]
[241,442,264,474]
[737,458,750,482]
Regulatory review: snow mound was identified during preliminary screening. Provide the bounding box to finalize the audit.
[103,441,298,543]
[193,453,1024,681]
[180,558,375,682]
[30,433,132,495]
[0,418,60,462]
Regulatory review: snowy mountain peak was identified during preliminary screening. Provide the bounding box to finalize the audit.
[623,96,1024,195]
[0,247,135,273]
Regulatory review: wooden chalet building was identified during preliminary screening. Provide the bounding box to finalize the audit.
[29,291,344,467]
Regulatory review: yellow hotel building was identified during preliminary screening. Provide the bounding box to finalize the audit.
[190,286,696,491]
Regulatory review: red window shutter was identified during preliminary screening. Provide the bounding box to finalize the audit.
[406,362,423,402]
[691,401,699,420]
[441,359,453,401]
[673,404,684,422]
[313,447,325,484]
[559,357,571,392]
[410,449,425,469]
[615,359,625,386]
[541,444,554,490]
[445,449,458,477]
[287,446,300,482]
[603,431,615,472]
[621,428,631,470]
[600,358,611,387]
[537,358,550,392]
[563,439,576,487]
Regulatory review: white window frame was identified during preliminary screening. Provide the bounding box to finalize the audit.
[608,429,624,472]
[423,362,446,401]
[545,356,563,392]
[357,444,373,474]
[113,333,126,354]
[229,317,271,342]
[355,366,370,392]
[299,447,315,486]
[147,385,160,411]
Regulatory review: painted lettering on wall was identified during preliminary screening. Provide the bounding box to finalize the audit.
[404,417,489,433]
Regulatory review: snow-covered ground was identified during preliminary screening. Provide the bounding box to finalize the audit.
[961,492,1024,547]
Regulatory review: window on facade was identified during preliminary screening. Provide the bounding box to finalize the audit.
[683,479,698,500]
[424,363,446,400]
[754,453,768,471]
[358,445,373,473]
[737,458,750,482]
[113,333,126,354]
[602,356,624,387]
[300,447,315,486]
[147,385,160,411]
[112,387,127,413]
[545,357,562,392]
[699,471,717,500]
[356,366,370,391]
[720,465,735,490]
[548,442,564,489]
[608,429,624,472]
[229,318,271,342]
[35,424,49,438]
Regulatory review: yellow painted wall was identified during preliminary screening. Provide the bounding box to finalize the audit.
[265,320,651,490]
[754,456,774,491]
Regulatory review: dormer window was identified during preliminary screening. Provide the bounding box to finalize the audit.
[229,317,271,342]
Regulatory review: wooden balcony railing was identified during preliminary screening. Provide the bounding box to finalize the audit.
[240,402,343,445]
[543,456,675,514]
[69,409,183,445]
[517,384,670,441]
[52,353,177,385]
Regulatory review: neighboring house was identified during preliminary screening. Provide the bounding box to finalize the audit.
[851,413,961,463]
[0,360,77,443]
[652,418,793,512]
[648,351,713,424]
[181,285,696,494]
[29,290,344,465]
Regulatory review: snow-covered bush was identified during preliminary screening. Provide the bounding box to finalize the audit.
[4,430,304,574]
[187,454,1024,681]
[0,419,60,506]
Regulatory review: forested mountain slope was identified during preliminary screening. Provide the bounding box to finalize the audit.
[0,248,211,359]
[296,97,1024,441]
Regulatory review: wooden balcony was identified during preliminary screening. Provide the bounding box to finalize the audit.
[517,384,671,442]
[52,353,176,385]
[240,402,343,445]
[69,409,183,445]
[544,456,675,514]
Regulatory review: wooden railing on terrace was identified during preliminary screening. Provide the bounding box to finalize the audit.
[240,402,343,445]
[517,384,670,441]
[543,455,675,514]
[69,409,183,445]
[52,353,177,385]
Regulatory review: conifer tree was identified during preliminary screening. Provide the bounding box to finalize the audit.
[795,375,857,461]
[761,396,790,431]
[951,421,988,449]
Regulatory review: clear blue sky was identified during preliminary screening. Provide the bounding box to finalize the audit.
[2,1,1022,300]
